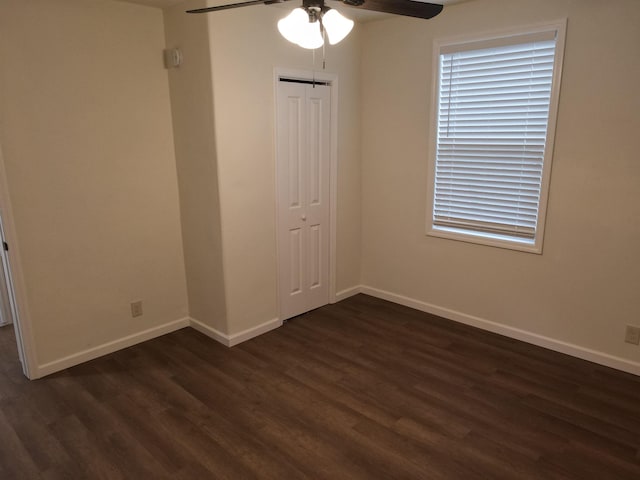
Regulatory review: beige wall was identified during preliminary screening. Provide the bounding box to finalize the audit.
[0,0,188,366]
[163,2,228,332]
[208,7,362,333]
[361,0,640,363]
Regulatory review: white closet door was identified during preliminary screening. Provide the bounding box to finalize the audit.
[276,81,331,321]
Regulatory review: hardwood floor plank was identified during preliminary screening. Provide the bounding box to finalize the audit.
[1,296,640,479]
[47,414,126,480]
[0,408,43,479]
[522,394,640,454]
[0,396,71,474]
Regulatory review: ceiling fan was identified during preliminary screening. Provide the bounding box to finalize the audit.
[187,0,444,49]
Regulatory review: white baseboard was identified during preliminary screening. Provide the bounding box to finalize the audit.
[226,317,282,347]
[35,314,283,378]
[189,316,282,347]
[37,287,635,379]
[35,317,190,378]
[189,317,230,346]
[333,285,362,303]
[360,285,640,377]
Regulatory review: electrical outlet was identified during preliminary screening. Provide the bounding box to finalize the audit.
[624,325,640,345]
[130,300,143,318]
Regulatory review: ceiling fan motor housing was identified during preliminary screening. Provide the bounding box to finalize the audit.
[302,0,324,21]
[302,0,324,9]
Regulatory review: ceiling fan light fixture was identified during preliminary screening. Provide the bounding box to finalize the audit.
[278,4,353,50]
[321,9,354,45]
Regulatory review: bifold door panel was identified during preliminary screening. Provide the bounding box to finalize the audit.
[276,81,330,320]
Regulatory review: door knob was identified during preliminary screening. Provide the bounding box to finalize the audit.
[301,214,307,221]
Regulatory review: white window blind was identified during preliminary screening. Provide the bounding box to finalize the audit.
[433,31,558,242]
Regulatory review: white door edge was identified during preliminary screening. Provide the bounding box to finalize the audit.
[0,143,37,378]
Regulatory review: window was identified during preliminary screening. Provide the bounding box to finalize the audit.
[427,23,566,253]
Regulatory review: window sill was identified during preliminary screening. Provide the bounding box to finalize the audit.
[427,225,543,254]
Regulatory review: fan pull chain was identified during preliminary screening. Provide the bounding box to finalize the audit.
[312,49,316,88]
[322,29,326,70]
[310,27,328,88]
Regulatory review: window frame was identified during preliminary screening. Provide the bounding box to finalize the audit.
[426,20,567,254]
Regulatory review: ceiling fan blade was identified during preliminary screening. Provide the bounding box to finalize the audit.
[341,0,443,19]
[186,0,292,14]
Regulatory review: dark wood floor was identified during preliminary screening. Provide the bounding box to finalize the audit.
[1,294,640,479]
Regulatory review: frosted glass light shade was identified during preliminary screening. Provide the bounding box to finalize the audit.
[296,20,324,49]
[277,8,323,50]
[277,8,308,44]
[322,9,354,45]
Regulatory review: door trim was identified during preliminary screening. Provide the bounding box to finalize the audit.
[0,142,37,378]
[274,67,339,318]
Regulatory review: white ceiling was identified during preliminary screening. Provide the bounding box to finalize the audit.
[118,0,473,21]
